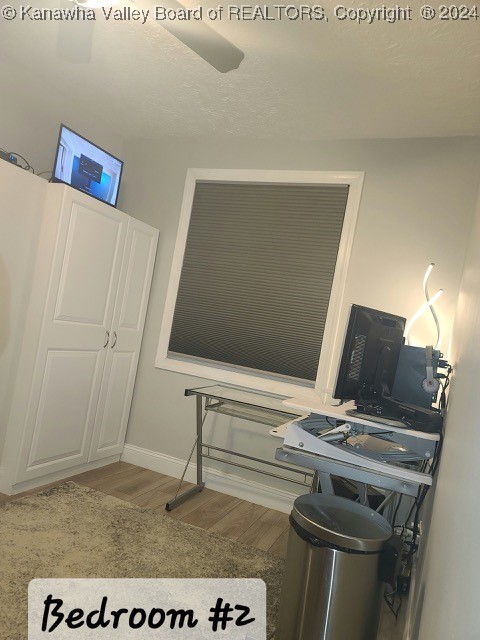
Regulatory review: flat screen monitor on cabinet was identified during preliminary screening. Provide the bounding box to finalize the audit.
[52,124,124,208]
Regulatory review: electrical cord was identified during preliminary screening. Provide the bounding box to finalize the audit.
[11,152,34,173]
[438,364,452,412]
[1,148,35,173]
[403,431,444,560]
[383,589,402,619]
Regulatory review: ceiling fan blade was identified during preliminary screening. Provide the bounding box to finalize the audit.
[141,0,244,73]
[54,0,244,71]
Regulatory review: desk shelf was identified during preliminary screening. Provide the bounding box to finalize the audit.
[205,399,296,427]
[165,385,312,511]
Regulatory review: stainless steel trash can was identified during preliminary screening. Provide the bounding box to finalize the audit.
[276,493,392,640]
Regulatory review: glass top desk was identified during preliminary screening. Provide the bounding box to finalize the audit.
[165,384,312,511]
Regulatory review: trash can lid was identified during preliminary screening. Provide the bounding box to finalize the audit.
[291,494,392,552]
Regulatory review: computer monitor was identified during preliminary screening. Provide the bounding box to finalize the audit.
[334,304,406,404]
[52,124,123,208]
[334,304,443,432]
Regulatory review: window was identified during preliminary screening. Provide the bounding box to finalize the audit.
[156,169,364,399]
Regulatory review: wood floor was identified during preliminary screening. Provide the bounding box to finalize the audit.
[0,462,405,638]
[0,462,290,557]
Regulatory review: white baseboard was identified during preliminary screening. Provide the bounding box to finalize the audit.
[121,444,301,514]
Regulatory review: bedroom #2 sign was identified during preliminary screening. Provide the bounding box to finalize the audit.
[28,579,266,639]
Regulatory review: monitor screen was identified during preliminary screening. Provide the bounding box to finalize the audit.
[333,304,406,404]
[52,124,123,208]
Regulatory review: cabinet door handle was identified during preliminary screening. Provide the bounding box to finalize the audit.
[111,331,117,349]
[103,330,110,348]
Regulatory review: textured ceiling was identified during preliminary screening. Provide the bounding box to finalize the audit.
[1,0,479,141]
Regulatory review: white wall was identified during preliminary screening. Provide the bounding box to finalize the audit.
[120,135,480,498]
[414,184,480,639]
[0,58,124,180]
[0,162,46,460]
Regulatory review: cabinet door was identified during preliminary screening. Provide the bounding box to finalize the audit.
[15,190,128,483]
[89,217,158,461]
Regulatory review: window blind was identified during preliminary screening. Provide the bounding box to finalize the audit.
[168,181,350,383]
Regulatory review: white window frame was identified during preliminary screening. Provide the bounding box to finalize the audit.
[156,169,364,400]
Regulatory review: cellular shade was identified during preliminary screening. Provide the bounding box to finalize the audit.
[168,181,350,383]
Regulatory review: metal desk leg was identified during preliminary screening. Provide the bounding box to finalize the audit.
[196,394,204,488]
[165,395,206,511]
[310,470,334,495]
[355,482,369,506]
[310,471,321,493]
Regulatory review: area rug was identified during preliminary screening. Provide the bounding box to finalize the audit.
[0,482,284,639]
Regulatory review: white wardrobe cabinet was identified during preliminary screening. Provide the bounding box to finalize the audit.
[1,174,158,493]
[89,217,159,462]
